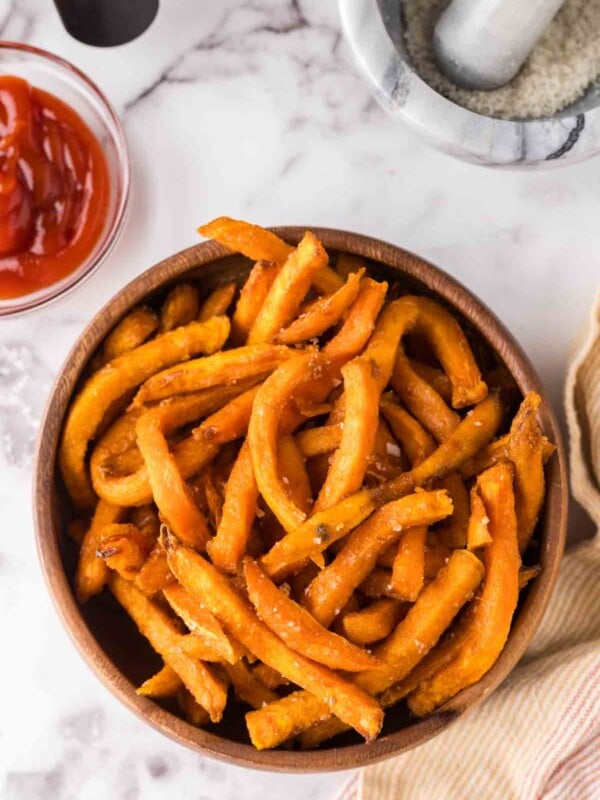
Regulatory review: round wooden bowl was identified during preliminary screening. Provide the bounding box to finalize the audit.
[34,229,568,772]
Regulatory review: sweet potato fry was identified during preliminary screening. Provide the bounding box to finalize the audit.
[198,217,341,295]
[519,564,541,589]
[96,522,154,578]
[507,393,546,552]
[102,306,158,363]
[60,316,229,508]
[110,574,228,722]
[366,418,406,482]
[136,409,212,549]
[76,500,126,602]
[467,484,492,549]
[199,281,237,321]
[134,344,290,405]
[163,584,243,663]
[460,432,555,480]
[262,392,502,579]
[434,473,469,548]
[250,549,484,748]
[380,396,436,466]
[231,260,279,344]
[314,358,379,512]
[342,599,405,646]
[408,462,520,716]
[224,660,279,709]
[244,558,380,671]
[303,490,452,625]
[246,690,334,749]
[248,352,334,533]
[177,687,211,726]
[389,526,427,601]
[408,360,453,402]
[91,385,239,497]
[322,278,388,362]
[391,350,460,443]
[162,530,383,744]
[253,663,289,690]
[275,269,364,345]
[137,664,182,698]
[296,424,341,458]
[362,295,487,405]
[247,232,329,344]
[94,384,259,507]
[199,217,294,262]
[134,543,174,596]
[207,441,258,573]
[160,283,200,331]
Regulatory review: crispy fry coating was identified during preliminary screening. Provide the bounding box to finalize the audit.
[162,530,383,745]
[60,316,229,508]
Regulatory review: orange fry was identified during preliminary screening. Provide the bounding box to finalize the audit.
[362,295,487,406]
[261,392,502,580]
[96,522,154,578]
[314,357,379,512]
[136,405,212,549]
[101,305,158,363]
[224,660,279,709]
[199,281,237,321]
[134,543,175,596]
[76,500,126,602]
[160,283,200,331]
[322,277,388,362]
[381,396,436,466]
[95,384,259,507]
[197,217,341,295]
[250,549,484,748]
[389,526,427,601]
[163,584,243,663]
[467,484,493,549]
[162,530,383,745]
[208,441,259,573]
[391,350,460,443]
[408,462,520,715]
[231,260,279,344]
[275,269,364,345]
[507,393,546,552]
[248,232,329,344]
[244,558,380,672]
[59,316,230,509]
[296,424,341,458]
[134,344,291,405]
[303,490,453,625]
[110,574,228,722]
[137,664,182,698]
[342,599,405,646]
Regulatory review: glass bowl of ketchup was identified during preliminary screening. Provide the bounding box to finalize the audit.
[0,42,129,315]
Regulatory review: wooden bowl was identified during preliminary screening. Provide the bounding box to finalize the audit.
[34,229,568,771]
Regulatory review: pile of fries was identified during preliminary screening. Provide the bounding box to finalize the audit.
[59,218,554,749]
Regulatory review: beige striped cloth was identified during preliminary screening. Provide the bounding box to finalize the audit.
[337,293,600,800]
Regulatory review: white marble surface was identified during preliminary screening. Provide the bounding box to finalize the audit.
[0,1,598,798]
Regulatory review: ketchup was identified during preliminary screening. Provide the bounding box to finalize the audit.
[0,75,109,299]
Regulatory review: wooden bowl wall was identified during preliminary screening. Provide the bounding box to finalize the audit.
[34,229,568,771]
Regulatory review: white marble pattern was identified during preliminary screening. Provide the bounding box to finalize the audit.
[0,0,598,797]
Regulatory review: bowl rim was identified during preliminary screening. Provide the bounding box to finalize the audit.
[33,228,568,772]
[0,40,131,317]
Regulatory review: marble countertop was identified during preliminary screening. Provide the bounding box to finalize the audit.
[1,1,598,798]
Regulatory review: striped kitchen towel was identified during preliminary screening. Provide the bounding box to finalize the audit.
[337,293,600,800]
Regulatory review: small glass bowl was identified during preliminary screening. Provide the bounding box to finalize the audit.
[0,42,130,316]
